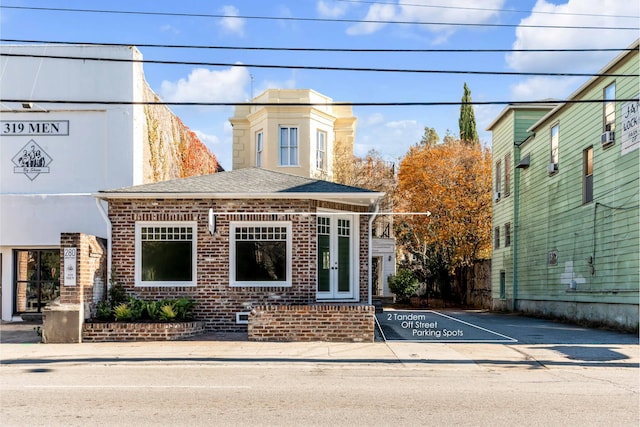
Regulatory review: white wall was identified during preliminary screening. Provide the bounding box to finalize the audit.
[0,45,144,319]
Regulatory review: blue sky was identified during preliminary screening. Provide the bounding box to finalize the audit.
[1,0,638,170]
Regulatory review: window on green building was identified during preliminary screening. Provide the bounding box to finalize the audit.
[583,146,593,204]
[604,82,616,132]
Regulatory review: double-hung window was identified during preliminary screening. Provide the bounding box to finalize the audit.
[495,160,502,199]
[504,153,511,196]
[135,222,197,287]
[279,126,299,166]
[316,130,327,171]
[604,82,616,132]
[230,222,292,287]
[550,123,559,173]
[256,131,263,167]
[583,146,593,204]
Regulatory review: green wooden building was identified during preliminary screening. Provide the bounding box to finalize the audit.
[487,40,639,331]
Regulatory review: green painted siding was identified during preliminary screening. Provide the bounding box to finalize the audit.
[491,46,639,316]
[490,107,554,305]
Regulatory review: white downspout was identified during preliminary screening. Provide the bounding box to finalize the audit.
[95,198,112,289]
[367,201,380,306]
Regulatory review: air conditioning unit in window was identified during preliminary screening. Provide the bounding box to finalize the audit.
[547,163,558,174]
[601,131,615,148]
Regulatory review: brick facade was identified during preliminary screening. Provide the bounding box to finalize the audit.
[82,321,206,342]
[248,304,375,342]
[108,198,372,333]
[60,233,107,315]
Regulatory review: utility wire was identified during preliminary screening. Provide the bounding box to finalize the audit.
[1,38,637,54]
[335,0,640,19]
[1,52,637,78]
[1,5,638,30]
[2,99,638,107]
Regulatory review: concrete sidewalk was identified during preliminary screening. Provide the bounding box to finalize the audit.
[2,321,638,370]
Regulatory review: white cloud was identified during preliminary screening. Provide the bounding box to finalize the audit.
[160,24,180,35]
[507,0,640,73]
[194,130,221,146]
[362,113,385,127]
[386,119,418,129]
[317,1,349,18]
[347,4,396,36]
[510,76,583,101]
[347,0,506,41]
[160,66,250,103]
[219,5,245,36]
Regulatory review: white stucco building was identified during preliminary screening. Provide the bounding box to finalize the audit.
[0,44,220,320]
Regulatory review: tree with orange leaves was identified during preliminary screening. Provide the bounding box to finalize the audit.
[395,138,492,301]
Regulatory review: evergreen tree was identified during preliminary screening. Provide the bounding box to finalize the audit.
[459,83,479,145]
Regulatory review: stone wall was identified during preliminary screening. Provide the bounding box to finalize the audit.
[83,321,206,342]
[142,86,223,182]
[248,305,375,342]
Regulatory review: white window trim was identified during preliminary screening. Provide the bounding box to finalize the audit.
[256,131,263,167]
[316,129,327,171]
[134,221,197,287]
[229,221,293,287]
[279,126,299,167]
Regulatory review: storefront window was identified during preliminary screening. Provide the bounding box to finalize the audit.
[14,249,60,314]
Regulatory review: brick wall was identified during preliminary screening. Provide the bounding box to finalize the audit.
[108,198,372,333]
[83,321,205,342]
[60,233,107,315]
[248,304,375,342]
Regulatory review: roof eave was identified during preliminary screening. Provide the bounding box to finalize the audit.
[94,191,385,206]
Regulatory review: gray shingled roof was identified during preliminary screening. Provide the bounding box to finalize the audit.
[98,168,378,196]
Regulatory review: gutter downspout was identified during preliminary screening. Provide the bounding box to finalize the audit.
[95,198,112,291]
[367,201,380,306]
[512,133,534,311]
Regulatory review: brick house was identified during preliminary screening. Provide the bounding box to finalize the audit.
[95,168,384,337]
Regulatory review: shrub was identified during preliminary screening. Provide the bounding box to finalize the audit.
[96,301,112,320]
[113,303,133,321]
[144,301,161,321]
[108,282,128,308]
[389,269,420,302]
[174,297,195,321]
[159,303,177,321]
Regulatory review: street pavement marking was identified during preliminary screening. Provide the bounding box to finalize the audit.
[377,310,518,343]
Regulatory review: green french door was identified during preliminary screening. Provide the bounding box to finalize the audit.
[317,215,355,300]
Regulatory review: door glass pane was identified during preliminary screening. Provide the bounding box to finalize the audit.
[317,234,330,292]
[338,235,350,292]
[14,249,60,313]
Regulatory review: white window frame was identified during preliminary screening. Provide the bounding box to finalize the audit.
[279,126,299,167]
[229,221,292,287]
[256,131,263,167]
[550,123,559,168]
[316,129,327,171]
[134,221,197,287]
[604,82,616,132]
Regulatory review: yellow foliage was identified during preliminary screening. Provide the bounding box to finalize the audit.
[396,140,492,270]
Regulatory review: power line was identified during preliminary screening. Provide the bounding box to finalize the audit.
[2,99,638,107]
[1,5,638,31]
[335,0,640,19]
[1,52,637,78]
[2,39,637,54]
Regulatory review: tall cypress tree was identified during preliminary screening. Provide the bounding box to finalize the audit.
[459,82,479,145]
